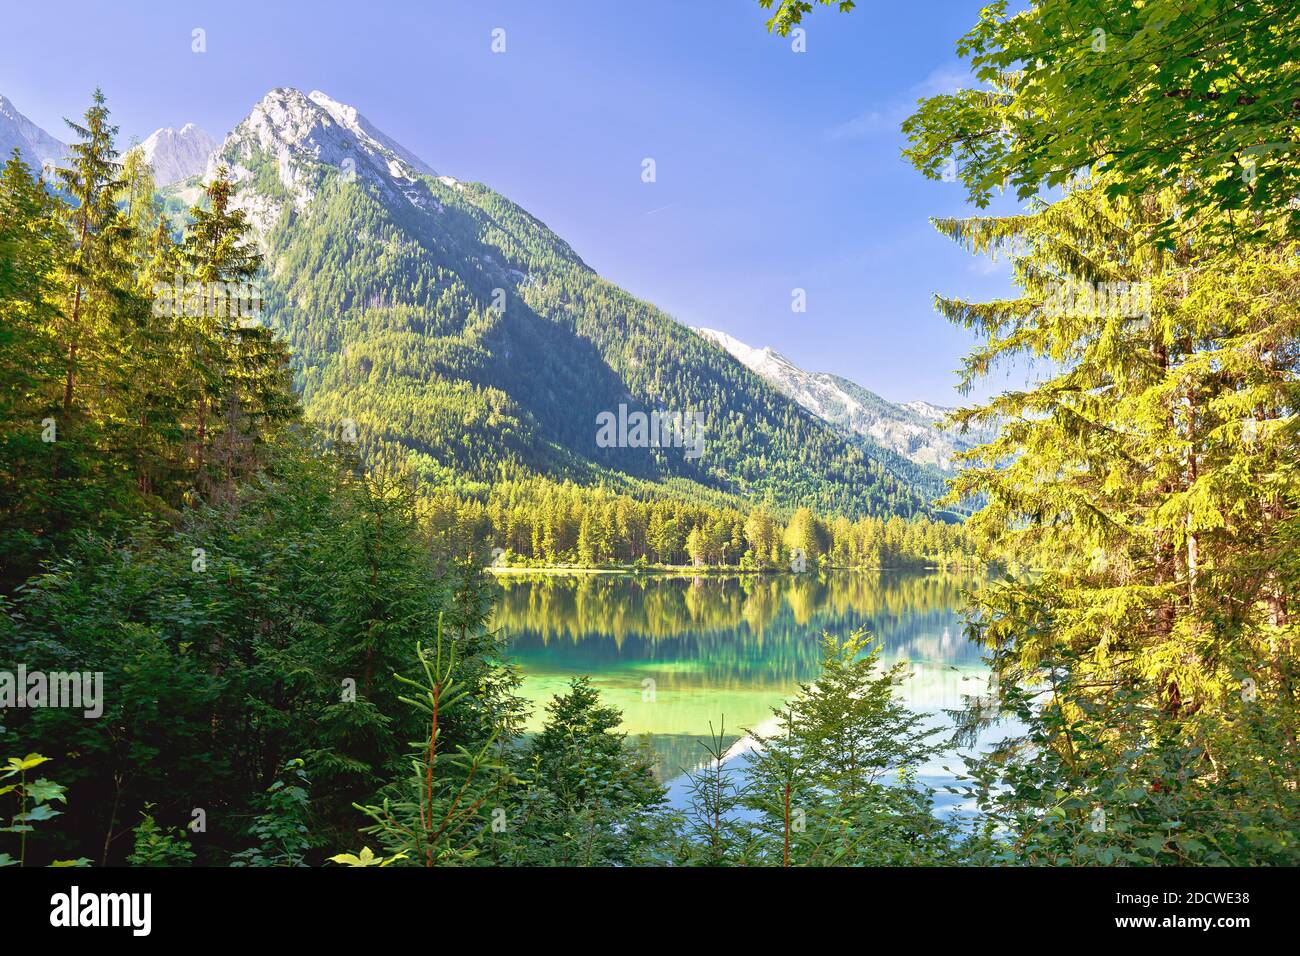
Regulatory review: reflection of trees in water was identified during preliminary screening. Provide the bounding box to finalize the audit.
[636,734,717,784]
[518,730,700,785]
[496,571,988,687]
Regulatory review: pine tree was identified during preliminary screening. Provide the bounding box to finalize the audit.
[0,150,68,583]
[742,631,955,865]
[118,144,161,262]
[925,171,1300,862]
[499,677,667,866]
[55,89,128,415]
[179,165,295,493]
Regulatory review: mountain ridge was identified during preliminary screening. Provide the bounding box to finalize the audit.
[694,327,990,472]
[9,85,941,520]
[0,93,66,173]
[207,86,942,516]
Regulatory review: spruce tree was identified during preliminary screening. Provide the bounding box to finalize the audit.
[55,88,128,414]
[179,165,295,493]
[0,151,68,583]
[922,172,1300,862]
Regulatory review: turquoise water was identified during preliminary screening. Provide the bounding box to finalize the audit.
[492,569,1007,813]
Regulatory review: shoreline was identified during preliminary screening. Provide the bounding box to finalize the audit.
[486,562,983,577]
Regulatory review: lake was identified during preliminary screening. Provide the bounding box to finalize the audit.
[492,569,1008,814]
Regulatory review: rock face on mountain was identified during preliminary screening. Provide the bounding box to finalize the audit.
[171,86,937,518]
[139,123,217,185]
[0,93,66,173]
[694,327,991,472]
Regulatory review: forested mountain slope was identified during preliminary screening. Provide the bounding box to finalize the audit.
[189,88,936,518]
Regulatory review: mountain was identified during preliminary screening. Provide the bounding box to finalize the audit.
[173,87,937,518]
[694,328,991,471]
[0,93,65,173]
[139,123,216,185]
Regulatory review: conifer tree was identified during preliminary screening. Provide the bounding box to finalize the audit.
[118,145,161,263]
[179,165,295,492]
[0,151,68,583]
[55,88,128,415]
[921,171,1300,861]
[742,632,956,865]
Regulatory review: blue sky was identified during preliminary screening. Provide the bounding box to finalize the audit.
[1,0,1023,406]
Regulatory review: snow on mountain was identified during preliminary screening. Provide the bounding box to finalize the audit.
[695,327,990,471]
[305,90,437,178]
[205,87,442,235]
[902,400,954,422]
[691,327,803,383]
[138,123,217,185]
[0,93,66,174]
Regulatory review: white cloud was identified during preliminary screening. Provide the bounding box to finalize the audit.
[826,109,899,140]
[913,63,974,98]
[967,256,1006,277]
[826,62,977,142]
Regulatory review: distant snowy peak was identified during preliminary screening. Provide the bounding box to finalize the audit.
[694,328,801,380]
[695,327,990,471]
[0,93,66,174]
[139,123,216,185]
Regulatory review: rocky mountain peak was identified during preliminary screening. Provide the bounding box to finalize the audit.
[139,123,216,185]
[0,92,67,174]
[208,87,442,234]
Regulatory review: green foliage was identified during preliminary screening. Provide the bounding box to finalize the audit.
[176,166,299,499]
[425,477,981,570]
[901,0,1298,247]
[490,677,671,866]
[0,93,298,591]
[327,845,406,867]
[125,805,195,867]
[741,632,963,865]
[675,721,754,865]
[957,670,1300,865]
[230,759,316,867]
[0,149,69,584]
[3,438,505,863]
[919,190,1300,863]
[0,753,89,867]
[899,0,1300,866]
[349,631,513,867]
[0,90,519,867]
[757,0,856,37]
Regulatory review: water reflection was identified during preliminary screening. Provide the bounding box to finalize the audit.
[493,570,996,800]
